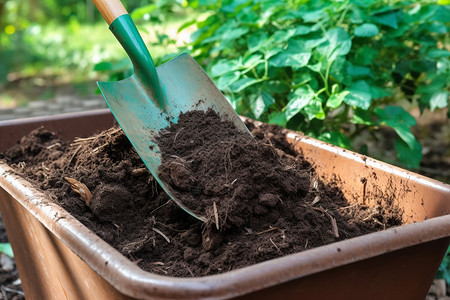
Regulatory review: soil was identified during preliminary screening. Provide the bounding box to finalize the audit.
[0,110,403,277]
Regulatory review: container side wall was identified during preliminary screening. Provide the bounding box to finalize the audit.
[236,237,450,300]
[0,188,134,300]
[290,135,450,223]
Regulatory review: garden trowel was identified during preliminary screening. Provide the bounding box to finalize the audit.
[92,0,249,222]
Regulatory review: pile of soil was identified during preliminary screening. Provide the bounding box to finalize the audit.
[157,110,311,237]
[0,110,403,277]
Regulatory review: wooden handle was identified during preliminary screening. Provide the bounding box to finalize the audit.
[92,0,128,25]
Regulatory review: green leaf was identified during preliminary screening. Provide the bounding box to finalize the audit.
[94,62,113,72]
[326,91,349,109]
[354,46,378,66]
[370,86,392,99]
[264,46,284,59]
[243,54,263,68]
[285,87,315,121]
[301,9,328,23]
[270,29,296,44]
[373,12,398,29]
[270,52,311,69]
[346,63,373,78]
[94,59,131,72]
[211,59,241,77]
[268,111,287,127]
[430,91,449,111]
[0,243,13,258]
[263,81,290,94]
[317,28,352,60]
[251,90,275,119]
[293,72,312,86]
[307,62,323,73]
[375,106,418,149]
[203,27,249,43]
[303,98,325,120]
[230,77,259,92]
[248,32,269,53]
[427,49,450,59]
[392,124,417,150]
[354,23,379,37]
[130,4,157,19]
[294,25,312,36]
[343,80,372,109]
[394,138,422,169]
[375,106,416,127]
[352,107,376,125]
[217,71,241,90]
[178,19,197,33]
[318,132,351,149]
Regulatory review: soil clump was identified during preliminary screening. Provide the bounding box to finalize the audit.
[0,110,403,277]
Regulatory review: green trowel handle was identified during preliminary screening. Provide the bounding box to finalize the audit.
[92,0,166,108]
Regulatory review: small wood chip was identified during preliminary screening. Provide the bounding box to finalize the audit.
[256,227,279,235]
[132,168,148,177]
[213,201,219,230]
[64,177,92,205]
[330,215,339,238]
[311,196,320,206]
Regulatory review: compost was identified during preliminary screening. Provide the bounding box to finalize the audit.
[0,110,403,277]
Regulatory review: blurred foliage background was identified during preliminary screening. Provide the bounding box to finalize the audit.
[1,0,448,174]
[0,0,192,105]
[0,0,448,169]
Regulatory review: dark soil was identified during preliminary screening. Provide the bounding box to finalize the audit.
[157,110,311,236]
[0,110,403,277]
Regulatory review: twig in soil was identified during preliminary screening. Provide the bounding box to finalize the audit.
[41,162,49,171]
[46,142,61,149]
[152,228,170,243]
[156,222,185,233]
[256,226,279,235]
[371,218,385,229]
[67,144,82,166]
[92,142,109,153]
[186,265,195,277]
[122,235,152,254]
[213,201,219,230]
[154,267,168,275]
[330,216,339,238]
[269,238,282,253]
[71,135,97,144]
[337,203,359,210]
[312,206,339,238]
[173,127,184,143]
[152,262,165,266]
[149,200,171,215]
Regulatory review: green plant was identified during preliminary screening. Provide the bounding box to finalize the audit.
[178,0,449,169]
[436,246,450,284]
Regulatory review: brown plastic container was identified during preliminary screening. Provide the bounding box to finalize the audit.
[0,109,449,300]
